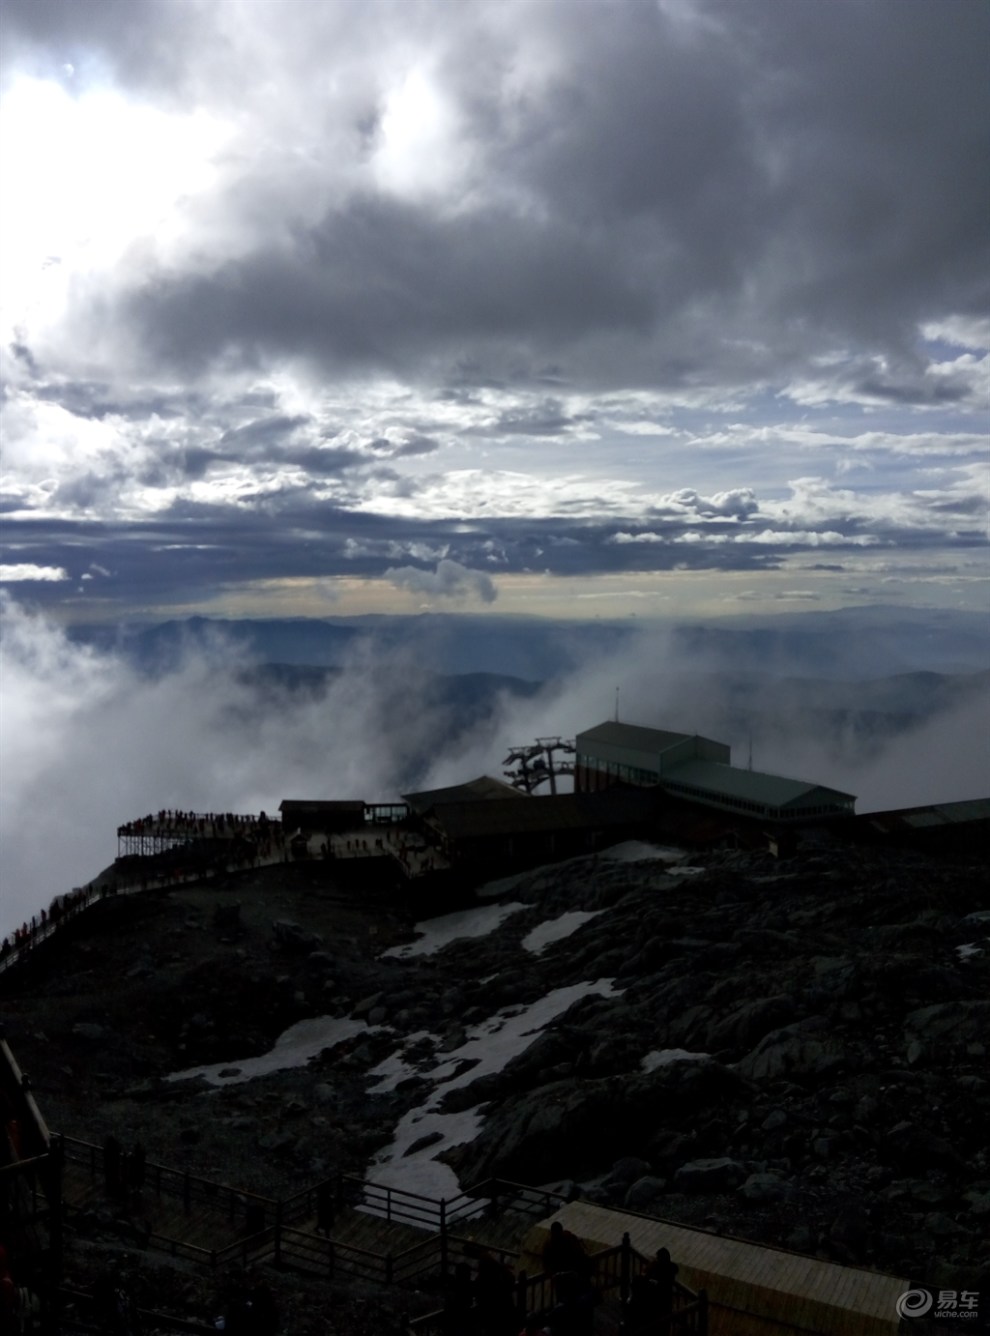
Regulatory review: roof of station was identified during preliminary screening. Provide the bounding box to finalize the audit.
[279,799,366,813]
[662,759,855,810]
[576,722,698,753]
[861,797,990,829]
[403,775,526,814]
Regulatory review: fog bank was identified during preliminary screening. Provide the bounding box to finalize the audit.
[2,596,986,938]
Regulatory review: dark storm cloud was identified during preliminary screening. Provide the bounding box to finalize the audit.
[731,0,990,333]
[0,0,199,92]
[852,373,970,407]
[390,437,440,459]
[118,197,655,381]
[486,400,586,437]
[31,377,211,421]
[218,414,310,449]
[2,0,986,618]
[15,492,977,613]
[46,0,983,396]
[10,340,39,377]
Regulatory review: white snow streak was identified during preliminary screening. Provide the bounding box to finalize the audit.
[381,900,530,958]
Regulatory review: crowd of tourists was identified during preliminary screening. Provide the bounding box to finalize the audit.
[117,809,279,842]
[0,884,102,966]
[1,812,291,971]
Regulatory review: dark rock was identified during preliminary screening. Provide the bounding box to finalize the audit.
[737,1021,847,1082]
[705,996,796,1053]
[624,1176,667,1211]
[672,1158,746,1193]
[924,1211,971,1239]
[963,1190,990,1218]
[605,1157,652,1189]
[883,1122,966,1172]
[271,919,323,951]
[905,1001,990,1047]
[740,1173,795,1203]
[404,1131,445,1156]
[72,1022,107,1040]
[647,1129,696,1172]
[257,1130,296,1153]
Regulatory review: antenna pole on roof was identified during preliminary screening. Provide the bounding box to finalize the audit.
[615,687,620,723]
[748,732,753,771]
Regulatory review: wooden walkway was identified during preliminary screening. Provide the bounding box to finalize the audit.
[61,1158,254,1256]
[545,1202,907,1336]
[60,1155,531,1283]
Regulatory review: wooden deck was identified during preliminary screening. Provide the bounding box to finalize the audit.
[539,1202,908,1336]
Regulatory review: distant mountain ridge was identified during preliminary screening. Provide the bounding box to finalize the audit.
[67,605,990,679]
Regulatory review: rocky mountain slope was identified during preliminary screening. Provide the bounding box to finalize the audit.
[4,837,988,1312]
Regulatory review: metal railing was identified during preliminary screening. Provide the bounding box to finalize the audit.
[63,1135,277,1225]
[406,1232,708,1334]
[60,1139,560,1283]
[60,1136,708,1333]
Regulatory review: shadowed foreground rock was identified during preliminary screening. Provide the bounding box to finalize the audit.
[3,838,988,1319]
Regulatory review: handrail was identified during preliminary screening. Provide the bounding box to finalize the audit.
[59,1136,706,1326]
[0,1151,53,1178]
[61,1134,277,1209]
[0,819,285,978]
[63,1144,567,1246]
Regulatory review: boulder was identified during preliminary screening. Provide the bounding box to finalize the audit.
[882,1122,966,1173]
[705,995,796,1054]
[72,1022,107,1041]
[443,1078,622,1184]
[624,1176,668,1212]
[271,919,323,951]
[672,1158,746,1193]
[740,1173,796,1203]
[606,1156,653,1189]
[404,1131,445,1156]
[736,1021,847,1082]
[905,1001,990,1048]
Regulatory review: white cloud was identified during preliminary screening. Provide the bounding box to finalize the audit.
[384,558,497,604]
[0,563,69,581]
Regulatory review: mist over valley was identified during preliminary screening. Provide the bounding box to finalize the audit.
[2,599,987,940]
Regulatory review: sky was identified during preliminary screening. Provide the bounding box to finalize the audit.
[0,0,987,624]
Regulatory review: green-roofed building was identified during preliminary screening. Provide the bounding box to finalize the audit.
[662,758,856,822]
[575,720,855,823]
[575,721,730,790]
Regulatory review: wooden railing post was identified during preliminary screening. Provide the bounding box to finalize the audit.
[183,1170,191,1213]
[698,1288,709,1336]
[620,1231,631,1304]
[439,1198,448,1276]
[515,1270,528,1320]
[274,1200,283,1267]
